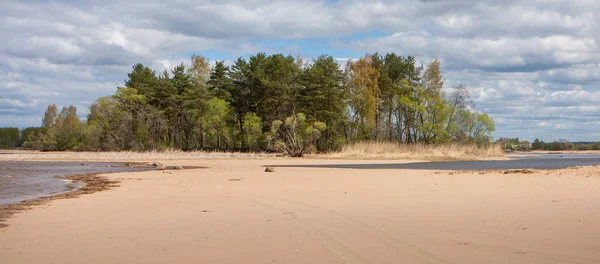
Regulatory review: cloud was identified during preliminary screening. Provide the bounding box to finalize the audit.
[344,33,598,72]
[0,0,599,141]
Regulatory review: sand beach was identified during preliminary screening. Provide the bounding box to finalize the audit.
[1,156,600,263]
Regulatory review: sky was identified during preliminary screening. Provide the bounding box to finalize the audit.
[1,0,599,142]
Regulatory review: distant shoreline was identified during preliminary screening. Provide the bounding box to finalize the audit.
[509,150,600,155]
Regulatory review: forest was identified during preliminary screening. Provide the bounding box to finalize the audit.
[4,53,496,156]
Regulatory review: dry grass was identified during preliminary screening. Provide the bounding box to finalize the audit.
[316,141,507,161]
[0,149,279,162]
[1,142,506,162]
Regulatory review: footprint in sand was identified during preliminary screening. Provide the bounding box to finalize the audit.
[284,211,298,219]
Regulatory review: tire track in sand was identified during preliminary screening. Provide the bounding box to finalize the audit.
[237,196,371,264]
[236,195,454,264]
[244,194,600,264]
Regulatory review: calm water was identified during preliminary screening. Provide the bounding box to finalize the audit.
[0,161,153,204]
[271,153,600,170]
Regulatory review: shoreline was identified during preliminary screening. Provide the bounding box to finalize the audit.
[1,160,595,229]
[1,156,598,227]
[509,150,600,155]
[0,161,206,228]
[0,172,120,228]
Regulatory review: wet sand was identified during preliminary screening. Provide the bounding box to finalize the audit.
[1,159,599,263]
[0,161,155,204]
[0,173,119,228]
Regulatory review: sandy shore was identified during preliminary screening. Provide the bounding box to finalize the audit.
[1,158,599,264]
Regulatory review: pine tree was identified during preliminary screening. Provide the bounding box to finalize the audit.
[208,61,232,101]
[300,55,346,150]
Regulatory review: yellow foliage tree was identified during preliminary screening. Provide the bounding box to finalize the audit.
[346,55,380,140]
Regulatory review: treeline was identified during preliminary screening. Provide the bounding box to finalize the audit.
[0,127,39,149]
[532,139,600,151]
[498,138,600,151]
[22,52,495,155]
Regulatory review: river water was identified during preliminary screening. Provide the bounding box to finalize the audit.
[272,153,600,170]
[0,161,154,204]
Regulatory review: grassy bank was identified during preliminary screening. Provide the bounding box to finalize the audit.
[317,142,507,161]
[1,142,506,162]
